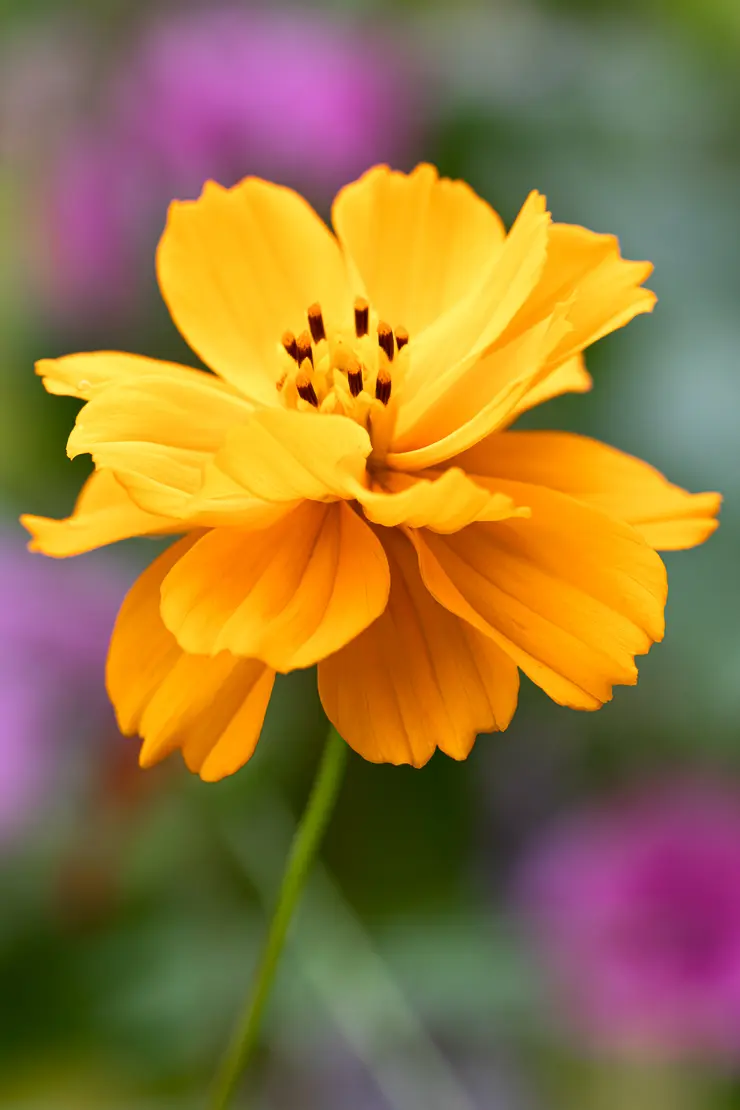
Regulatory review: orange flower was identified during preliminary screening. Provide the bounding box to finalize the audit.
[22,165,720,780]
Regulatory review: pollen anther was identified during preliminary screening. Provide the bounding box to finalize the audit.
[375,364,391,405]
[296,330,314,367]
[377,321,394,361]
[282,330,299,361]
[395,326,409,351]
[296,364,319,407]
[307,303,326,344]
[354,297,369,338]
[346,352,364,397]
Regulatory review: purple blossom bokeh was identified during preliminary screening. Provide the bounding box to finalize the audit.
[38,7,421,321]
[0,530,125,846]
[516,783,740,1060]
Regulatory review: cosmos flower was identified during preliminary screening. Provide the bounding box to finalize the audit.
[517,783,740,1059]
[38,8,417,320]
[22,165,720,780]
[0,530,120,842]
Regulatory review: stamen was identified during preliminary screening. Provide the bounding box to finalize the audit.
[375,364,391,405]
[354,297,369,338]
[276,372,287,392]
[296,330,314,367]
[296,363,318,407]
[282,330,299,362]
[334,345,365,398]
[378,321,394,361]
[307,302,326,344]
[345,352,364,397]
[395,326,409,351]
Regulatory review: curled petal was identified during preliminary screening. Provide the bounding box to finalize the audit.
[21,469,176,557]
[182,460,298,529]
[388,311,570,470]
[397,190,551,426]
[392,209,654,457]
[505,353,592,424]
[66,372,251,517]
[502,221,656,366]
[34,351,207,401]
[214,408,372,503]
[356,467,529,533]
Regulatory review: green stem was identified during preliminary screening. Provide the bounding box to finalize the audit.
[208,726,348,1110]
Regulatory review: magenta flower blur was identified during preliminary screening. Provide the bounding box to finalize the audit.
[0,530,124,845]
[517,784,740,1059]
[40,7,419,320]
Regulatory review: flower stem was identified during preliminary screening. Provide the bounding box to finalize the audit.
[208,726,348,1110]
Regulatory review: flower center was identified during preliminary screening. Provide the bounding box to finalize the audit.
[275,297,410,457]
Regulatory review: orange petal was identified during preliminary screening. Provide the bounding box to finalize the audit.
[214,408,372,503]
[182,459,298,529]
[409,480,667,711]
[356,467,529,533]
[332,164,505,335]
[157,178,350,404]
[318,529,519,766]
[21,469,176,557]
[388,311,571,470]
[107,535,275,782]
[505,353,592,424]
[397,190,552,428]
[66,371,251,517]
[502,221,656,366]
[159,501,390,671]
[34,351,206,401]
[394,209,653,455]
[456,431,721,551]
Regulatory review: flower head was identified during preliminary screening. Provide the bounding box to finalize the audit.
[22,165,720,780]
[517,783,740,1059]
[38,8,416,320]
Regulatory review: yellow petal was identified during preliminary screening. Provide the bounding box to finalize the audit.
[332,164,505,335]
[159,501,390,671]
[157,178,350,404]
[455,431,722,551]
[506,353,592,423]
[21,469,176,557]
[214,408,371,503]
[502,222,656,366]
[182,460,298,529]
[356,467,529,533]
[34,351,206,401]
[388,311,571,470]
[107,535,275,782]
[409,480,667,711]
[318,529,519,766]
[67,372,251,517]
[397,190,552,428]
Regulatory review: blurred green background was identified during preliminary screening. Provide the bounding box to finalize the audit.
[0,1,737,1107]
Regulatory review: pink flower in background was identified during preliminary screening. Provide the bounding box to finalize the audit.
[0,531,125,845]
[118,8,415,195]
[39,7,420,321]
[46,134,151,319]
[517,784,740,1059]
